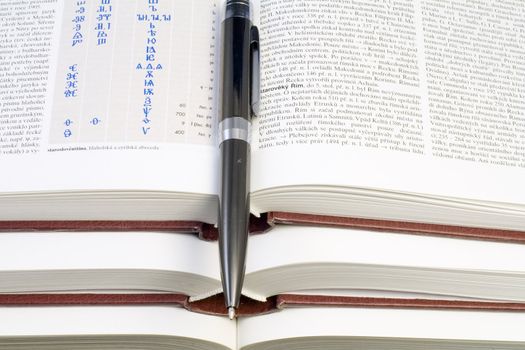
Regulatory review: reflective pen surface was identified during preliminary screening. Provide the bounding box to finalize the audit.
[218,0,258,320]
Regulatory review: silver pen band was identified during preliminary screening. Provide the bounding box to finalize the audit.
[219,117,251,144]
[225,0,251,20]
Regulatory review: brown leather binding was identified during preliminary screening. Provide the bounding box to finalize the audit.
[1,293,524,316]
[0,293,276,317]
[0,221,215,239]
[186,294,277,316]
[0,214,271,241]
[0,213,522,243]
[0,293,188,306]
[268,212,525,243]
[0,221,202,232]
[275,294,525,312]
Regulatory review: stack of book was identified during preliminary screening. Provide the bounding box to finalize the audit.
[2,227,525,349]
[1,0,525,349]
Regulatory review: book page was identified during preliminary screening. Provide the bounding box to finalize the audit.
[0,306,235,350]
[238,307,525,349]
[245,225,525,276]
[242,225,525,301]
[0,231,222,295]
[251,0,525,204]
[0,0,219,195]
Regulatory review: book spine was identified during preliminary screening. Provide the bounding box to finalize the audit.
[1,293,525,316]
[267,212,525,243]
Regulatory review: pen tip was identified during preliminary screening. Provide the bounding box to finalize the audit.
[228,307,236,320]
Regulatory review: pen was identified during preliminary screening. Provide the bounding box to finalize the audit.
[218,0,259,320]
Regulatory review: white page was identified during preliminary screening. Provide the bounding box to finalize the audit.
[242,225,525,299]
[0,231,218,273]
[0,231,221,294]
[238,307,525,347]
[0,306,235,349]
[251,0,525,205]
[245,225,525,275]
[0,0,219,195]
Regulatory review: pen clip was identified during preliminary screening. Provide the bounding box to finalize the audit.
[250,25,260,118]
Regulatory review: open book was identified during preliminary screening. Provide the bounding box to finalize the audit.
[1,305,525,349]
[1,0,525,233]
[1,226,525,304]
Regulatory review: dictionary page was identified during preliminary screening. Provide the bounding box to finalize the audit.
[251,0,525,206]
[0,0,219,196]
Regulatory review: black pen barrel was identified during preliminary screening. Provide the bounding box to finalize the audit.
[220,16,252,120]
[219,0,253,315]
[219,139,250,311]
